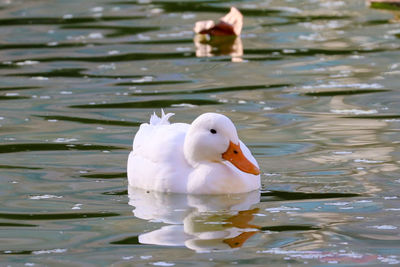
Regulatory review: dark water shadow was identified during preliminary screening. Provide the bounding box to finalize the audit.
[126,38,193,45]
[1,250,33,255]
[115,80,191,86]
[0,222,36,227]
[0,43,87,51]
[0,143,125,154]
[0,164,42,170]
[110,235,141,245]
[0,63,19,69]
[261,190,360,202]
[60,25,160,38]
[102,189,128,196]
[36,115,141,127]
[304,89,390,97]
[0,16,144,26]
[115,1,282,16]
[0,212,119,220]
[0,95,30,100]
[236,56,284,62]
[0,86,41,91]
[244,47,388,57]
[260,225,320,232]
[361,19,393,26]
[343,114,400,119]
[81,172,127,179]
[70,99,220,109]
[369,1,400,10]
[8,68,144,79]
[131,83,290,96]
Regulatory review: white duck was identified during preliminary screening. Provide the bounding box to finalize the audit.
[127,111,260,194]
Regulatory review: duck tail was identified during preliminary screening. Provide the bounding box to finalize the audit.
[150,109,175,125]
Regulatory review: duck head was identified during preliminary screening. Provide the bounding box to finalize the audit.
[183,113,260,175]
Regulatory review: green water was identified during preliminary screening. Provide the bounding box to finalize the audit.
[1,0,399,265]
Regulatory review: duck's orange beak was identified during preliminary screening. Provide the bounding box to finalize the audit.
[222,141,260,175]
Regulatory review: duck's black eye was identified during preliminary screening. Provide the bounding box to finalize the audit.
[210,129,217,134]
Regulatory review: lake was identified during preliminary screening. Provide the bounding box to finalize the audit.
[0,0,399,265]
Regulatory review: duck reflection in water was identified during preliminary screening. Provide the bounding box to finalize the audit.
[193,7,243,62]
[128,186,261,252]
[194,35,243,62]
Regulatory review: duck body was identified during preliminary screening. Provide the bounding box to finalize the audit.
[127,111,260,194]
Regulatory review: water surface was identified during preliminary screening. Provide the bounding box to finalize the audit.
[1,0,400,265]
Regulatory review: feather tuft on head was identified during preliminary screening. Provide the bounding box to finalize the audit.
[150,109,175,125]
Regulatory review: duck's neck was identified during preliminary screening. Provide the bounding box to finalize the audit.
[183,130,221,168]
[183,136,203,167]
